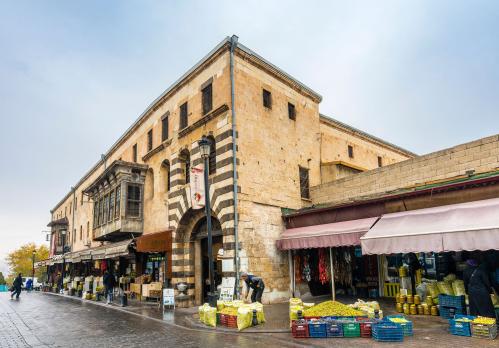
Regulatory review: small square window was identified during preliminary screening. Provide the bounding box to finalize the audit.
[348,145,354,158]
[180,102,188,129]
[263,89,272,109]
[378,156,383,167]
[299,166,310,199]
[147,129,153,152]
[132,144,138,163]
[288,102,296,120]
[161,113,169,141]
[202,83,213,115]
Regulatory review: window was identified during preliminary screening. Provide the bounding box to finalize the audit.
[103,194,109,225]
[348,145,354,158]
[79,226,82,241]
[161,113,169,141]
[202,83,213,115]
[132,144,138,163]
[288,102,296,120]
[179,102,188,129]
[180,150,191,184]
[75,197,77,211]
[99,198,104,226]
[64,207,67,217]
[86,221,90,241]
[126,185,142,218]
[299,166,310,199]
[93,201,98,228]
[208,135,216,175]
[162,160,171,192]
[69,202,72,214]
[115,186,121,219]
[81,192,84,205]
[109,190,115,221]
[263,89,272,109]
[147,129,153,152]
[378,156,383,168]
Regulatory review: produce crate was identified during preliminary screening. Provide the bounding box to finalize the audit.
[216,313,221,326]
[357,318,378,338]
[372,322,404,342]
[325,321,343,337]
[291,320,309,338]
[308,320,327,338]
[226,315,237,329]
[220,313,227,326]
[448,315,474,337]
[440,306,465,319]
[471,322,498,340]
[386,315,413,336]
[303,316,321,321]
[342,322,361,338]
[439,294,466,309]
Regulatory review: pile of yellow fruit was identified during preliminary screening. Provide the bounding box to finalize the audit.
[472,317,496,325]
[220,307,239,316]
[388,317,409,324]
[455,317,472,323]
[303,301,364,317]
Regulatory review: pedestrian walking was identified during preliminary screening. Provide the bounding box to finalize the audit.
[11,273,23,300]
[463,259,496,318]
[26,278,33,292]
[103,271,115,304]
[241,272,265,303]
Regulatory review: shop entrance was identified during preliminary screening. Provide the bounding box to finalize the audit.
[191,216,223,305]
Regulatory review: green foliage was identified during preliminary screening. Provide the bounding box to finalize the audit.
[0,272,6,285]
[6,243,49,279]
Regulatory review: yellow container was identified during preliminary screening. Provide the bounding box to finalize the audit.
[431,306,439,316]
[407,295,414,304]
[399,266,408,277]
[396,303,403,313]
[425,296,433,306]
[410,304,417,315]
[414,295,421,305]
[417,305,424,315]
[399,295,407,304]
[403,304,410,315]
[395,294,400,304]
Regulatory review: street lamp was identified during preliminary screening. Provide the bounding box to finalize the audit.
[60,229,67,292]
[198,136,218,306]
[31,250,36,291]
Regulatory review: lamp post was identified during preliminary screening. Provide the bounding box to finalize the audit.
[60,229,67,292]
[31,250,36,291]
[198,136,217,306]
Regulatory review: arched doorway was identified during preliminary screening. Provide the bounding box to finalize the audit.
[191,217,223,303]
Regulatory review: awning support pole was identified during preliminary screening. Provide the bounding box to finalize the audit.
[288,250,294,297]
[329,247,335,301]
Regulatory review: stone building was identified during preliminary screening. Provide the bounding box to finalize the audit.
[48,35,413,306]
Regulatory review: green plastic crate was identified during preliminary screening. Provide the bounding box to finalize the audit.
[342,322,361,337]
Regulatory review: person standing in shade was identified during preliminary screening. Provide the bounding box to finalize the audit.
[241,272,265,303]
[463,259,496,318]
[103,271,115,305]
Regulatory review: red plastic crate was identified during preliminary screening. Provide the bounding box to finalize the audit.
[226,315,237,329]
[357,318,376,338]
[304,316,321,320]
[220,313,227,326]
[292,320,310,338]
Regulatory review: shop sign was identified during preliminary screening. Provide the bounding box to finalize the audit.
[163,288,175,308]
[219,277,236,301]
[222,259,234,272]
[190,165,205,210]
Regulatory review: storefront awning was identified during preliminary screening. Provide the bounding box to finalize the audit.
[136,230,172,253]
[276,217,379,250]
[105,239,134,258]
[360,197,499,254]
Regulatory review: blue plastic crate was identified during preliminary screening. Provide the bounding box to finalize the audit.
[325,321,343,337]
[439,294,466,309]
[386,315,413,336]
[440,306,465,319]
[308,321,327,338]
[449,315,475,337]
[372,323,404,342]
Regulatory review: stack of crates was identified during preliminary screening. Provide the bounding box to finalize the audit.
[439,294,466,319]
[448,315,474,337]
[357,318,378,338]
[386,315,413,336]
[291,320,309,338]
[372,322,404,342]
[340,320,361,338]
[325,320,343,338]
[308,320,327,338]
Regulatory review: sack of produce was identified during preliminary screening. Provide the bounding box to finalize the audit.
[303,300,364,317]
[303,302,315,309]
[289,298,303,307]
[198,305,206,323]
[204,306,217,327]
[416,283,428,300]
[452,280,466,296]
[237,307,253,331]
[427,282,441,298]
[289,305,303,322]
[232,300,244,308]
[443,274,457,282]
[217,300,225,312]
[437,281,454,296]
[491,293,498,306]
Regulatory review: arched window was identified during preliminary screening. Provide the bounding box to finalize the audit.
[180,149,191,184]
[161,160,171,192]
[207,135,216,175]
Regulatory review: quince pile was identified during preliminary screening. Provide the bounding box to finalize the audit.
[472,317,496,325]
[303,301,364,317]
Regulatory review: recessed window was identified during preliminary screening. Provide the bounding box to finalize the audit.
[75,197,77,211]
[81,192,84,206]
[348,145,354,158]
[378,156,383,168]
[208,135,216,175]
[115,186,121,219]
[180,102,188,129]
[299,166,310,199]
[180,149,191,184]
[79,226,82,241]
[263,89,272,109]
[109,190,115,221]
[202,83,213,115]
[126,185,142,218]
[132,144,138,163]
[161,113,169,141]
[86,221,90,240]
[288,102,296,120]
[147,129,153,152]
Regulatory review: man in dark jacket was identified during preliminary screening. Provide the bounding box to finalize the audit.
[103,271,115,304]
[241,272,265,303]
[11,273,23,299]
[463,259,495,318]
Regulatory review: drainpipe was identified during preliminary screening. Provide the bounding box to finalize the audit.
[229,35,240,297]
[71,186,76,251]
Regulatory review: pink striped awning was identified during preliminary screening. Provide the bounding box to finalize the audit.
[361,197,499,255]
[276,217,379,250]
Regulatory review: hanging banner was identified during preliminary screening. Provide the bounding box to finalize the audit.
[190,164,205,210]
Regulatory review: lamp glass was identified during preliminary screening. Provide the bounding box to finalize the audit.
[198,137,211,159]
[61,229,66,235]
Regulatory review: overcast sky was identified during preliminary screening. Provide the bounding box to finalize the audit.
[1,1,498,275]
